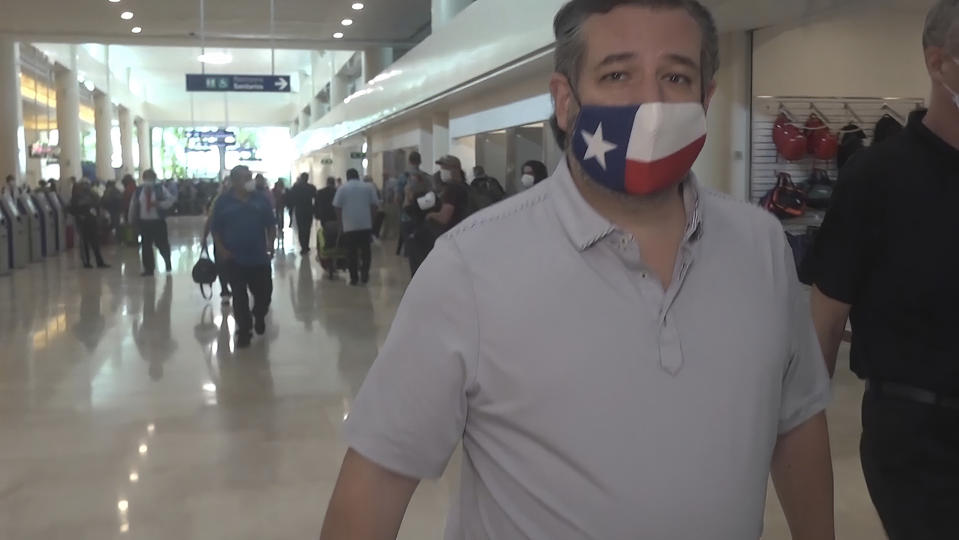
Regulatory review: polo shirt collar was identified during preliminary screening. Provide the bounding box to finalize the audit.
[550,158,704,252]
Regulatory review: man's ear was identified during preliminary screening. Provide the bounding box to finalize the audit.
[550,73,574,134]
[702,79,718,112]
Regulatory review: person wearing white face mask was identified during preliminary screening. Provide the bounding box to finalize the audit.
[322,1,834,539]
[209,165,277,348]
[520,159,549,190]
[803,2,959,537]
[128,169,175,277]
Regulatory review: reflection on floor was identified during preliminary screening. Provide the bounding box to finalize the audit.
[0,217,882,539]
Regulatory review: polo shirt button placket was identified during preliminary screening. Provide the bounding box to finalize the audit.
[659,314,684,375]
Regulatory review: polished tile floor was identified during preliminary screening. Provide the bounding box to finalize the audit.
[0,217,883,539]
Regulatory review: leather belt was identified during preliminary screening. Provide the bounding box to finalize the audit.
[866,380,959,411]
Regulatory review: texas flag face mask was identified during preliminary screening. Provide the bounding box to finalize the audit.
[571,102,707,196]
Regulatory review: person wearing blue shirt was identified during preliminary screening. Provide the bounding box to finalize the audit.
[333,168,381,286]
[211,166,277,348]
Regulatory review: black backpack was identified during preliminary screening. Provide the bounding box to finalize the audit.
[192,247,218,300]
[801,169,834,210]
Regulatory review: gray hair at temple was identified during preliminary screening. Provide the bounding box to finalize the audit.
[924,0,959,53]
[549,0,719,147]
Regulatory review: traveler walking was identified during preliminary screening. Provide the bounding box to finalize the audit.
[321,2,833,539]
[128,169,174,277]
[333,168,380,285]
[287,172,318,254]
[210,166,277,348]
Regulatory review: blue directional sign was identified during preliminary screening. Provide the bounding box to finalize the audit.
[185,74,291,93]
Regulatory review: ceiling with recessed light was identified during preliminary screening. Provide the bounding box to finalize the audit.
[3,0,431,49]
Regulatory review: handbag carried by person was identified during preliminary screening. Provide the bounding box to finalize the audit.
[192,246,219,300]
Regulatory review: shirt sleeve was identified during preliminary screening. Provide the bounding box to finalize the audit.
[157,186,176,210]
[332,186,343,209]
[778,233,832,435]
[800,155,876,303]
[343,237,477,479]
[209,197,224,235]
[260,196,275,229]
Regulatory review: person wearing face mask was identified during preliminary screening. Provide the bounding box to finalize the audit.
[404,155,470,276]
[520,159,550,189]
[802,2,959,537]
[210,165,277,348]
[128,169,175,277]
[320,2,833,539]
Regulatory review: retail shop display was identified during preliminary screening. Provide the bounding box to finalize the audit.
[761,172,807,219]
[837,123,867,169]
[800,169,834,210]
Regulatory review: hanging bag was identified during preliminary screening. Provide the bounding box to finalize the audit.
[192,246,219,300]
[762,172,807,219]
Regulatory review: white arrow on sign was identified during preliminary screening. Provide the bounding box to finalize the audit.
[275,78,289,91]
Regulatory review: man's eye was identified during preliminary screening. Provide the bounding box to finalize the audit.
[601,72,628,82]
[665,73,693,85]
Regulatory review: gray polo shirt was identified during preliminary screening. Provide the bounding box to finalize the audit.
[333,179,380,233]
[344,160,830,539]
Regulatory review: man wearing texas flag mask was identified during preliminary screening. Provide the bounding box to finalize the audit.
[321,1,835,539]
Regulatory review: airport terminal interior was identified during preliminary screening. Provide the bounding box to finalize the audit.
[0,0,952,538]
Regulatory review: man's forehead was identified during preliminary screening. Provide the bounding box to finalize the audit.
[580,6,702,64]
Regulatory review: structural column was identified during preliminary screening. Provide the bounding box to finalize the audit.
[432,112,450,164]
[361,48,392,86]
[330,74,348,108]
[431,0,473,32]
[299,108,311,132]
[118,105,134,176]
[310,95,325,123]
[54,51,82,183]
[135,117,151,173]
[93,91,113,181]
[0,36,23,182]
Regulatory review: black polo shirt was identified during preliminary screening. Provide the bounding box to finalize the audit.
[802,110,959,394]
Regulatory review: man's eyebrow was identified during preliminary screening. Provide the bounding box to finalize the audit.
[595,52,635,69]
[664,53,699,70]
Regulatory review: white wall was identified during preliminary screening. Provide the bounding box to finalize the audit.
[752,1,934,100]
[692,31,751,199]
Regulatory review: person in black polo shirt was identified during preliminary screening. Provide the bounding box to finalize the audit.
[803,2,959,537]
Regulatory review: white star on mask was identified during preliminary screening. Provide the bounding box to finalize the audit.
[580,123,618,171]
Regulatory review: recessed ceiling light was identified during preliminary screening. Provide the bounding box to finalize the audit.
[108,0,121,3]
[131,26,142,34]
[341,19,353,26]
[121,11,134,20]
[198,51,233,65]
[352,2,365,10]
[333,32,344,39]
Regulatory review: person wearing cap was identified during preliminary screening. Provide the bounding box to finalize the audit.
[210,165,277,348]
[802,2,959,537]
[321,1,833,539]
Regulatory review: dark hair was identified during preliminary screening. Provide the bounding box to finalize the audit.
[142,169,157,181]
[346,168,360,180]
[409,151,422,166]
[550,0,719,147]
[298,172,309,183]
[522,160,550,184]
[326,176,336,187]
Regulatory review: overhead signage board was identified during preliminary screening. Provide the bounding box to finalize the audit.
[350,152,367,159]
[186,74,291,93]
[320,158,334,165]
